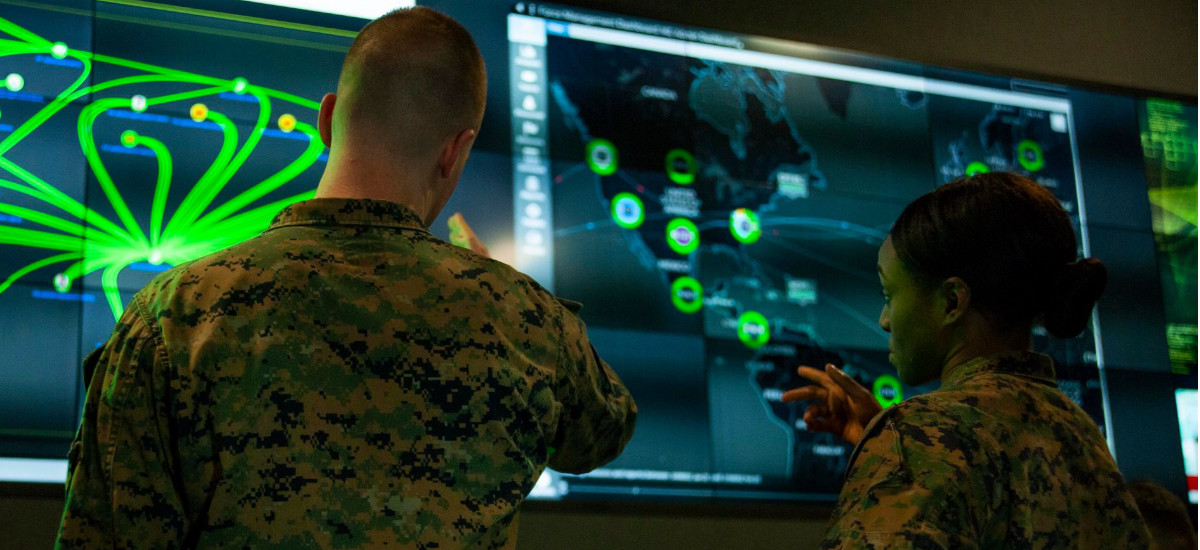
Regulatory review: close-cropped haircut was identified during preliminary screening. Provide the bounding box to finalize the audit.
[889,172,1107,338]
[334,7,486,156]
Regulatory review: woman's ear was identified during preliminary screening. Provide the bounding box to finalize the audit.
[939,276,971,326]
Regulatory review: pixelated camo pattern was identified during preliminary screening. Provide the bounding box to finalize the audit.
[823,352,1152,549]
[56,198,636,549]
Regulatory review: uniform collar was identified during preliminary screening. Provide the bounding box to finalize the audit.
[267,198,429,232]
[940,351,1058,390]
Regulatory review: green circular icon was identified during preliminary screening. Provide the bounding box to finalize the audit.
[1017,140,1045,172]
[611,192,646,229]
[671,277,703,313]
[586,139,618,176]
[873,374,903,408]
[737,311,770,349]
[50,43,68,59]
[965,161,990,176]
[666,218,700,255]
[729,208,762,244]
[665,148,697,185]
[232,77,250,94]
[53,273,70,293]
[5,73,24,92]
[120,130,138,148]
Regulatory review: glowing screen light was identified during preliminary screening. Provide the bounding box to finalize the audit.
[239,0,413,19]
[1177,389,1198,504]
[0,16,325,321]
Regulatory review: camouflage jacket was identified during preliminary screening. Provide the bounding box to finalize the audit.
[56,198,637,549]
[823,351,1151,549]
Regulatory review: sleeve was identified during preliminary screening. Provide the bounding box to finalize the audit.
[56,298,189,549]
[545,299,637,474]
[820,409,983,550]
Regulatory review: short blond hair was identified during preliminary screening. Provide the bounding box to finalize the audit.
[334,7,486,158]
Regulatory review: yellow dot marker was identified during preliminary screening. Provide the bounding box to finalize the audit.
[278,113,296,133]
[190,103,208,122]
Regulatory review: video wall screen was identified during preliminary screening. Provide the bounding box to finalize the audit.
[0,0,355,467]
[1,0,1195,506]
[502,3,1140,501]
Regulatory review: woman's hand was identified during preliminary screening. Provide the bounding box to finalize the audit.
[782,364,883,446]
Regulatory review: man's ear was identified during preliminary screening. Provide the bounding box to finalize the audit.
[939,276,971,326]
[318,93,337,149]
[438,128,477,179]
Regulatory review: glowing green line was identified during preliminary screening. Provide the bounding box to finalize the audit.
[58,53,93,103]
[0,19,93,111]
[97,0,358,38]
[192,122,322,233]
[143,85,228,107]
[0,1,92,18]
[93,12,351,54]
[0,157,89,223]
[0,15,326,321]
[101,263,130,320]
[88,53,235,87]
[0,41,44,55]
[254,86,321,111]
[135,135,172,247]
[166,92,271,236]
[0,177,56,206]
[75,88,233,245]
[0,202,123,246]
[201,189,316,243]
[0,225,85,250]
[79,98,150,245]
[0,252,81,294]
[0,159,138,246]
[61,248,135,282]
[162,110,238,241]
[0,74,197,158]
[0,51,90,157]
[0,15,51,47]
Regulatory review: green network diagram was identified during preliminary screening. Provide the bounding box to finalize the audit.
[0,16,324,319]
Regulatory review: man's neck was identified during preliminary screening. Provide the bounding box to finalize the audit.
[315,155,435,223]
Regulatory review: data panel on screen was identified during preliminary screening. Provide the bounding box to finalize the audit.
[510,3,1111,501]
[0,0,351,470]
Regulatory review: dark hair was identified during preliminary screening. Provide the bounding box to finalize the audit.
[889,172,1106,338]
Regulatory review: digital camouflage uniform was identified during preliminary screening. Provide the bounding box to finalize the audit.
[56,198,637,549]
[823,351,1151,549]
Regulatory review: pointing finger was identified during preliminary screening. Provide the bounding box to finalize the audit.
[782,385,826,403]
[796,365,836,390]
[826,364,874,399]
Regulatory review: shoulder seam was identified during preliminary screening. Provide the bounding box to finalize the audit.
[131,294,177,378]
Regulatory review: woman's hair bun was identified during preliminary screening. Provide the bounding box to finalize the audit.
[1043,258,1108,338]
